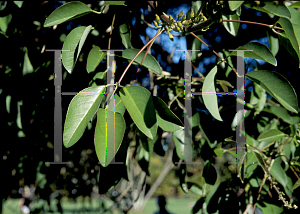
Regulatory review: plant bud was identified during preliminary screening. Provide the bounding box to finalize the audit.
[165,26,169,31]
[178,22,183,28]
[155,14,160,22]
[194,16,200,23]
[176,26,181,31]
[190,10,194,18]
[199,13,204,19]
[178,11,183,18]
[182,14,186,21]
[168,32,173,41]
[153,21,158,27]
[182,20,190,26]
[217,18,223,23]
[203,16,207,21]
[169,15,174,24]
[255,1,260,5]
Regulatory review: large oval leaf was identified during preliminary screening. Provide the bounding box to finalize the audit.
[121,49,162,75]
[270,158,293,197]
[230,42,277,66]
[244,2,291,18]
[62,25,92,73]
[63,86,106,148]
[119,86,157,139]
[202,66,223,121]
[278,17,300,67]
[44,2,92,27]
[153,96,183,132]
[86,46,107,73]
[222,13,240,36]
[245,70,298,113]
[257,129,285,142]
[95,108,125,167]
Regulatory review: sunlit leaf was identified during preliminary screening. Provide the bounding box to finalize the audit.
[230,42,277,66]
[257,129,285,142]
[202,66,223,121]
[95,108,125,167]
[87,46,107,73]
[244,2,291,18]
[119,86,157,139]
[222,13,240,36]
[63,86,106,148]
[153,96,183,132]
[121,49,162,75]
[246,70,298,113]
[62,25,92,73]
[44,1,92,27]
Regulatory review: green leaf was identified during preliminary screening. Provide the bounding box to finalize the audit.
[205,182,221,204]
[228,1,244,11]
[245,70,298,113]
[22,47,34,76]
[253,150,267,173]
[87,46,107,73]
[238,153,245,183]
[188,35,202,62]
[270,158,293,197]
[230,42,277,66]
[0,14,12,34]
[257,129,285,142]
[95,108,125,167]
[244,2,291,18]
[222,13,240,36]
[119,86,157,139]
[202,66,223,121]
[257,202,284,214]
[203,161,218,185]
[119,22,132,49]
[292,178,300,190]
[278,34,299,61]
[173,129,185,160]
[289,2,300,8]
[266,30,279,56]
[244,150,258,178]
[105,92,125,115]
[44,2,92,27]
[13,1,23,8]
[214,143,223,157]
[187,182,202,196]
[62,25,92,73]
[63,86,106,148]
[278,17,300,67]
[152,96,183,132]
[105,1,126,6]
[178,164,188,193]
[121,49,162,75]
[264,105,300,124]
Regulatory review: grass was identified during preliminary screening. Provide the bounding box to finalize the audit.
[2,197,195,214]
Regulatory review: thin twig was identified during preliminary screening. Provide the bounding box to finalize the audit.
[102,5,109,13]
[131,30,159,86]
[190,32,239,76]
[196,1,206,17]
[252,173,267,214]
[222,20,284,31]
[108,13,116,50]
[106,29,164,108]
[191,63,205,79]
